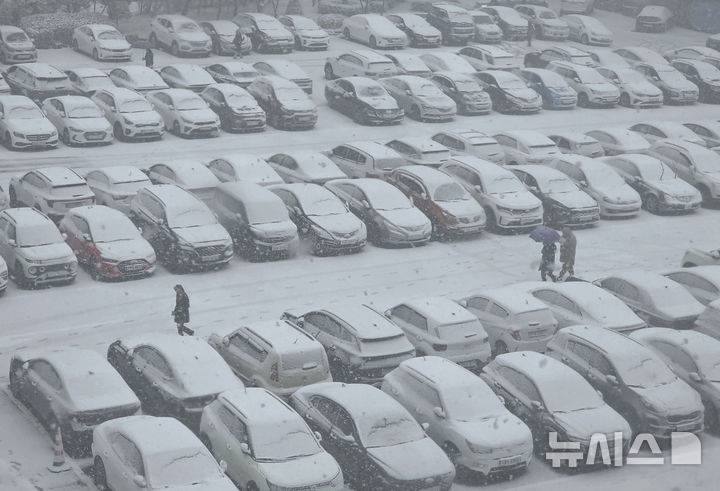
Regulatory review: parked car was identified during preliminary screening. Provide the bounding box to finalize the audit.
[602,154,702,214]
[146,88,220,138]
[458,44,520,71]
[664,266,720,305]
[493,130,560,164]
[519,68,577,109]
[72,24,132,61]
[199,83,265,133]
[41,96,113,146]
[267,151,346,184]
[59,205,155,279]
[9,167,93,220]
[709,33,720,52]
[614,46,669,66]
[149,14,211,56]
[324,50,397,80]
[547,61,619,107]
[385,53,433,77]
[64,68,115,96]
[664,46,720,68]
[254,59,312,94]
[431,129,504,162]
[0,25,37,64]
[233,12,294,53]
[0,94,58,149]
[683,121,720,148]
[585,127,651,155]
[92,87,164,141]
[562,14,612,45]
[159,64,215,92]
[515,4,569,40]
[476,70,543,113]
[596,66,663,108]
[284,305,415,383]
[3,63,72,102]
[0,73,8,94]
[382,357,534,477]
[204,61,259,87]
[683,248,720,267]
[269,183,366,255]
[548,132,604,157]
[206,154,283,185]
[696,300,720,340]
[671,59,720,103]
[635,5,673,32]
[0,255,6,294]
[325,77,403,125]
[246,76,317,130]
[594,271,706,328]
[546,325,704,438]
[84,166,152,214]
[380,75,457,121]
[419,52,476,74]
[430,71,492,114]
[342,14,407,49]
[0,208,77,287]
[0,185,8,211]
[327,141,408,178]
[291,383,455,489]
[585,48,630,68]
[634,62,699,104]
[92,415,237,491]
[129,185,233,271]
[560,0,595,15]
[468,10,504,43]
[146,159,220,204]
[629,121,706,147]
[386,12,442,47]
[440,156,543,232]
[481,350,631,459]
[426,3,475,45]
[524,46,596,69]
[200,20,251,56]
[278,15,330,50]
[108,65,169,93]
[481,6,528,40]
[200,388,343,489]
[386,137,451,166]
[326,178,432,246]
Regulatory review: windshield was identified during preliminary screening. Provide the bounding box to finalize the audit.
[98,30,123,40]
[275,86,307,102]
[176,96,206,111]
[120,99,152,113]
[449,13,472,24]
[89,217,139,243]
[167,206,216,228]
[147,449,220,488]
[473,15,492,25]
[250,421,320,461]
[497,76,526,89]
[541,375,604,413]
[582,165,625,187]
[292,17,319,29]
[454,79,482,92]
[358,85,386,98]
[487,176,524,194]
[434,182,467,201]
[696,63,720,81]
[112,180,149,193]
[579,69,609,84]
[233,70,257,79]
[6,32,29,43]
[619,356,676,388]
[638,161,675,181]
[300,192,346,216]
[616,70,647,84]
[68,104,103,118]
[226,93,256,107]
[705,361,720,382]
[177,22,200,33]
[543,177,577,194]
[538,71,567,88]
[246,199,288,224]
[367,188,410,210]
[8,105,42,119]
[657,67,688,84]
[16,223,63,247]
[539,11,557,19]
[257,18,282,29]
[82,76,113,90]
[359,412,425,448]
[691,149,720,173]
[443,382,505,421]
[414,82,444,97]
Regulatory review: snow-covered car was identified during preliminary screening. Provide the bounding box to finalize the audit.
[283,305,415,384]
[426,3,475,45]
[41,96,113,146]
[476,70,543,113]
[129,185,233,270]
[482,350,631,460]
[92,416,236,491]
[614,46,669,66]
[0,73,8,94]
[146,88,220,138]
[386,137,451,166]
[59,205,155,279]
[594,271,706,328]
[664,266,720,305]
[327,141,407,178]
[72,24,132,61]
[324,50,397,80]
[200,83,266,133]
[342,14,407,49]
[9,167,94,220]
[602,154,702,214]
[629,122,706,147]
[84,166,152,214]
[158,63,215,92]
[546,325,704,438]
[493,130,560,164]
[0,208,77,287]
[326,178,432,246]
[635,62,699,104]
[0,255,6,294]
[200,20,251,56]
[210,182,297,259]
[0,25,37,64]
[3,63,72,102]
[596,66,664,108]
[547,61,619,107]
[246,76,317,130]
[585,127,651,155]
[384,52,432,78]
[510,165,600,227]
[468,10,504,43]
[108,65,169,93]
[382,357,533,476]
[419,51,476,74]
[430,71,492,114]
[635,5,673,32]
[233,12,294,53]
[0,184,8,210]
[204,61,259,88]
[516,4,569,40]
[278,15,330,50]
[459,286,557,354]
[431,129,504,162]
[684,121,720,148]
[205,154,283,185]
[269,183,366,255]
[441,156,543,231]
[64,68,114,96]
[560,0,595,15]
[386,12,442,47]
[200,388,342,489]
[107,334,243,430]
[684,249,720,268]
[146,159,220,204]
[519,68,578,109]
[631,328,720,432]
[326,77,404,125]
[254,59,312,94]
[291,383,455,489]
[563,14,612,45]
[697,299,720,340]
[664,45,720,68]
[708,33,720,52]
[92,87,164,141]
[672,59,720,104]
[208,320,328,395]
[0,95,58,149]
[387,297,491,369]
[149,14,211,57]
[9,348,140,453]
[585,49,630,68]
[545,154,642,218]
[480,6,528,40]
[548,132,604,157]
[267,151,347,184]
[458,44,520,71]
[524,45,596,69]
[380,75,457,121]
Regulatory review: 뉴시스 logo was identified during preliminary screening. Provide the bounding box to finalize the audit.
[546,431,702,467]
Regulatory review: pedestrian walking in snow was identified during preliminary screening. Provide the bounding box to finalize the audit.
[173,284,194,336]
[539,242,557,282]
[527,21,534,47]
[558,226,577,281]
[143,47,154,68]
[233,29,244,58]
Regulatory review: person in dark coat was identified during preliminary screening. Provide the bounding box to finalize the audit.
[143,47,154,68]
[233,29,244,58]
[173,284,194,336]
[527,20,534,47]
[558,226,577,281]
[539,241,557,282]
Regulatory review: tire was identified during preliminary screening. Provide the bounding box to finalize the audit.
[173,120,181,136]
[4,131,12,149]
[8,187,18,207]
[149,32,157,48]
[578,93,589,107]
[617,406,640,438]
[343,28,351,40]
[620,93,631,107]
[485,208,498,232]
[89,258,101,281]
[94,457,108,490]
[370,36,377,49]
[92,48,99,61]
[581,34,589,44]
[494,341,509,356]
[62,129,71,146]
[72,39,79,52]
[9,368,22,401]
[408,105,422,121]
[324,64,335,80]
[14,262,29,289]
[247,483,259,491]
[698,185,711,206]
[705,404,719,434]
[200,434,213,452]
[113,122,124,141]
[645,194,660,214]
[442,442,462,472]
[171,42,180,57]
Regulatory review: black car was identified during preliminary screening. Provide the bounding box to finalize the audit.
[200,20,251,56]
[672,59,720,103]
[431,71,492,114]
[199,83,266,132]
[385,13,442,47]
[246,76,317,130]
[325,77,403,125]
[475,70,542,113]
[426,3,475,45]
[232,12,294,53]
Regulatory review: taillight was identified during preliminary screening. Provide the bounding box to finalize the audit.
[510,330,521,341]
[365,71,375,76]
[432,344,447,352]
[270,362,279,382]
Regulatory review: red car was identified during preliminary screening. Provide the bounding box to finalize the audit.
[59,205,156,279]
[385,165,486,238]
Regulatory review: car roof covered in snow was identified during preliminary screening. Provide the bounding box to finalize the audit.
[328,178,405,199]
[66,67,109,78]
[164,63,213,76]
[68,205,131,223]
[494,351,590,388]
[343,76,385,90]
[16,63,65,78]
[211,61,258,73]
[389,136,447,152]
[432,70,476,83]
[96,86,146,102]
[392,74,446,90]
[1,207,53,225]
[631,327,720,375]
[47,95,100,110]
[337,141,402,158]
[0,94,40,109]
[116,64,163,78]
[400,356,484,388]
[89,165,149,184]
[160,14,200,24]
[105,415,207,455]
[261,75,303,89]
[254,59,307,78]
[471,44,513,56]
[216,181,281,205]
[481,69,524,83]
[208,83,254,97]
[558,325,648,358]
[461,285,549,313]
[551,153,603,168]
[345,49,392,63]
[510,164,569,184]
[85,24,121,33]
[34,167,86,185]
[447,155,510,176]
[220,387,299,422]
[548,131,598,143]
[298,382,404,416]
[665,266,720,285]
[603,153,668,175]
[270,183,343,208]
[587,127,651,145]
[395,165,456,188]
[495,130,555,146]
[152,159,219,188]
[402,296,477,324]
[317,304,405,339]
[242,320,318,351]
[445,128,493,140]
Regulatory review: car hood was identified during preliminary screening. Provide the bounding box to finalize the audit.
[633,379,701,413]
[366,438,452,480]
[456,414,532,449]
[96,238,154,261]
[417,95,454,109]
[358,95,398,110]
[650,179,699,198]
[258,452,340,488]
[477,24,502,34]
[260,27,293,39]
[631,81,662,95]
[553,405,630,440]
[177,31,210,43]
[250,220,297,237]
[98,39,131,50]
[158,476,237,491]
[20,242,75,262]
[179,108,217,121]
[505,87,540,101]
[310,213,362,235]
[412,26,440,36]
[540,19,568,28]
[585,82,619,93]
[278,97,314,112]
[547,191,597,208]
[297,28,328,38]
[124,110,161,124]
[438,199,484,219]
[490,191,541,209]
[592,184,639,203]
[664,78,698,91]
[70,384,139,413]
[8,118,56,134]
[376,207,430,229]
[67,117,111,131]
[173,224,229,245]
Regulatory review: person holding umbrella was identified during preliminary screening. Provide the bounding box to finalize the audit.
[558,226,577,281]
[529,226,560,282]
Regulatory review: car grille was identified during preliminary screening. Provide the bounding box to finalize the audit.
[459,216,480,224]
[136,122,159,128]
[190,41,208,47]
[197,245,225,257]
[335,231,355,239]
[84,131,107,140]
[39,263,70,273]
[559,97,576,104]
[263,235,292,243]
[195,120,216,126]
[677,195,694,203]
[668,411,701,424]
[510,208,539,216]
[107,48,129,52]
[27,134,51,141]
[118,259,148,273]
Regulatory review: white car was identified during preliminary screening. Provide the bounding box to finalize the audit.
[382,357,533,477]
[683,121,720,148]
[9,167,94,220]
[585,49,630,68]
[380,75,457,121]
[585,127,651,155]
[548,132,605,158]
[0,25,37,64]
[72,24,132,61]
[149,14,211,56]
[385,53,432,78]
[326,141,407,179]
[467,10,504,43]
[253,60,312,94]
[629,122,707,147]
[41,96,113,146]
[457,44,519,71]
[324,50,397,80]
[109,66,169,93]
[386,12,442,47]
[85,166,152,214]
[158,64,215,92]
[562,14,613,45]
[0,255,9,294]
[205,154,283,185]
[431,129,504,163]
[0,95,58,150]
[515,4,569,40]
[548,61,620,107]
[696,300,720,341]
[596,66,664,108]
[342,14,407,49]
[636,5,673,32]
[278,15,330,50]
[92,87,164,141]
[64,68,115,96]
[204,61,260,88]
[146,159,220,204]
[683,248,720,268]
[419,52,476,74]
[92,416,236,491]
[493,130,561,165]
[386,137,451,167]
[146,88,220,138]
[267,151,346,185]
[664,266,720,305]
[614,46,669,66]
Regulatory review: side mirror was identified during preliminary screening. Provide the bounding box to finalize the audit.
[167,27,174,33]
[21,361,29,371]
[384,309,391,318]
[497,395,505,405]
[361,200,370,209]
[458,299,468,307]
[605,374,618,386]
[529,186,539,192]
[7,238,15,247]
[222,336,230,347]
[292,206,301,215]
[314,431,322,442]
[433,407,446,419]
[405,89,412,96]
[168,105,175,111]
[689,372,703,383]
[219,460,228,472]
[421,422,430,430]
[419,192,428,200]
[530,400,543,411]
[579,180,588,187]
[633,175,642,183]
[132,475,147,488]
[239,442,250,454]
[596,389,604,400]
[82,233,91,242]
[61,232,68,240]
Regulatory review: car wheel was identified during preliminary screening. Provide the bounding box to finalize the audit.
[3,131,12,149]
[581,34,589,44]
[171,42,180,57]
[9,368,22,401]
[369,36,377,49]
[94,457,108,490]
[705,404,719,434]
[72,39,79,51]
[113,122,125,141]
[14,262,29,289]
[324,64,335,80]
[408,105,422,121]
[8,187,18,207]
[442,442,462,472]
[645,194,660,214]
[89,258,101,280]
[149,32,157,48]
[172,120,182,136]
[343,28,351,40]
[62,128,71,146]
[484,208,498,232]
[617,405,640,438]
[247,482,259,491]
[0,50,6,64]
[92,48,99,61]
[577,92,589,107]
[698,185,712,206]
[494,341,508,356]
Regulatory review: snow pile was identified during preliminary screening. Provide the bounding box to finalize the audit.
[0,460,36,491]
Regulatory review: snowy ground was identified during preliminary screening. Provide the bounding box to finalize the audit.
[1,3,720,489]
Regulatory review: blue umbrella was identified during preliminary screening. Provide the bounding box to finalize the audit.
[529,226,561,243]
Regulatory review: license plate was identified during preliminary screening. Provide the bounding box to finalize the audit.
[247,120,261,126]
[676,422,696,431]
[201,254,221,262]
[297,116,311,122]
[271,244,287,251]
[499,455,522,466]
[18,54,31,59]
[125,263,145,271]
[46,271,65,278]
[87,134,104,141]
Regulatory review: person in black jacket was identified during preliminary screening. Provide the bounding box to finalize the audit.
[233,29,244,58]
[173,285,194,336]
[539,242,557,282]
[143,47,154,68]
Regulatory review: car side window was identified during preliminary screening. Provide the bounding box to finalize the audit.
[653,342,698,373]
[72,216,91,236]
[134,346,172,378]
[489,303,509,318]
[218,405,249,443]
[397,174,425,196]
[333,406,354,437]
[467,296,490,311]
[533,289,557,305]
[30,360,62,390]
[670,273,717,293]
[111,434,144,476]
[310,395,339,424]
[405,308,428,331]
[305,313,342,338]
[230,331,268,362]
[500,366,540,401]
[410,375,442,408]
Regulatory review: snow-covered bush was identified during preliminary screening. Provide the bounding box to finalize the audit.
[20,11,111,48]
[317,13,346,30]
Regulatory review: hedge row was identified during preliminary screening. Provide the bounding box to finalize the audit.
[20,12,111,48]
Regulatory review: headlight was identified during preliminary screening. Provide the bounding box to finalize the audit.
[27,266,38,275]
[641,398,666,415]
[180,116,194,123]
[13,131,25,138]
[123,117,135,126]
[68,126,83,132]
[466,440,493,454]
[100,256,119,264]
[496,205,514,214]
[146,252,157,262]
[223,244,233,256]
[176,240,195,251]
[440,209,458,223]
[311,226,333,239]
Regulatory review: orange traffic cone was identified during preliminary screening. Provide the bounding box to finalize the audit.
[47,424,70,473]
